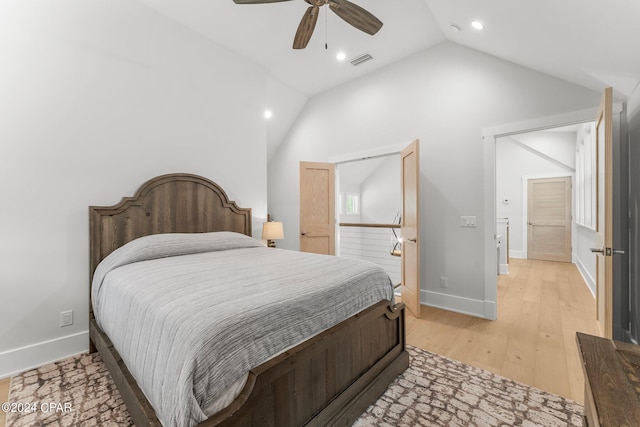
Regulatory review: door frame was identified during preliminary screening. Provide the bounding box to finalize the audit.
[330,140,417,282]
[330,142,410,255]
[329,142,409,165]
[482,103,624,321]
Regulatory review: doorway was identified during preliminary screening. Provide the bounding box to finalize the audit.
[483,88,631,340]
[300,140,421,318]
[483,106,622,319]
[336,154,402,285]
[495,124,584,264]
[494,123,597,309]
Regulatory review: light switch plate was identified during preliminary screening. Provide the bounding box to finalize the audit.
[460,216,477,227]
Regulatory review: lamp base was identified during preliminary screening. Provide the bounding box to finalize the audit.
[267,240,276,248]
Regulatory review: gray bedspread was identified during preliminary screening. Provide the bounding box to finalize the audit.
[92,232,394,427]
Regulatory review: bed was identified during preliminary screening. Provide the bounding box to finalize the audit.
[89,173,408,427]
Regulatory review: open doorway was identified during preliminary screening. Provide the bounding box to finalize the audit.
[495,122,597,295]
[336,154,402,289]
[301,140,421,318]
[483,104,626,319]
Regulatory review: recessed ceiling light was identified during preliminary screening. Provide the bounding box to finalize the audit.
[471,21,484,30]
[264,110,273,119]
[450,24,461,33]
[336,51,346,61]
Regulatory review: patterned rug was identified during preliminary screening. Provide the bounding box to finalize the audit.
[355,346,583,427]
[6,346,583,426]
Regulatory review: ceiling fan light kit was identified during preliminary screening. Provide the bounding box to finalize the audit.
[232,0,383,50]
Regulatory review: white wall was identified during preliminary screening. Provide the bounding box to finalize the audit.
[575,226,597,295]
[496,132,576,258]
[268,42,600,318]
[358,156,401,285]
[573,123,597,294]
[0,0,270,377]
[337,179,362,258]
[360,155,401,224]
[511,132,577,168]
[337,156,401,284]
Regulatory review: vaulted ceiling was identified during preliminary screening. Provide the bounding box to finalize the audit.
[135,0,640,156]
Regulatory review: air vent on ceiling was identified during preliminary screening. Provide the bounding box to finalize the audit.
[350,53,373,66]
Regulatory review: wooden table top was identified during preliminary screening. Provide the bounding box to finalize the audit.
[576,332,640,426]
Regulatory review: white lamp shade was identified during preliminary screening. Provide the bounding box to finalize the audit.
[262,221,284,240]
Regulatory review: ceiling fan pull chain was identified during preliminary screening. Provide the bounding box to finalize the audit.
[325,4,328,49]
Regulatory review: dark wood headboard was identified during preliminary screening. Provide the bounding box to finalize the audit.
[89,173,252,281]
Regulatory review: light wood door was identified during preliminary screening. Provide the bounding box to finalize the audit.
[300,161,335,255]
[401,140,421,318]
[593,87,613,338]
[527,176,572,263]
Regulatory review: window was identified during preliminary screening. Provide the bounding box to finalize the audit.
[576,122,596,229]
[340,192,360,215]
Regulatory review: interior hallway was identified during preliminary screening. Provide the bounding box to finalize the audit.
[406,258,601,404]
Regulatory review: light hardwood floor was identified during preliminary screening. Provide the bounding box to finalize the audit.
[0,377,9,426]
[406,258,601,404]
[0,258,600,426]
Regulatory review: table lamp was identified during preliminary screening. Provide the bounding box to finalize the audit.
[262,219,284,248]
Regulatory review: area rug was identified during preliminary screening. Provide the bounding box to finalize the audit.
[355,346,583,427]
[6,346,583,426]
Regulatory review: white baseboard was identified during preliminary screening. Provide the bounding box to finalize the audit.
[0,331,89,379]
[421,290,494,319]
[509,250,527,259]
[499,263,509,274]
[575,256,596,297]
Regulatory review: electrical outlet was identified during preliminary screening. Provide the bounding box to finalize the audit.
[60,310,73,327]
[440,277,448,288]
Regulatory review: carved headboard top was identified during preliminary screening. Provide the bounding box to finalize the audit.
[89,173,252,280]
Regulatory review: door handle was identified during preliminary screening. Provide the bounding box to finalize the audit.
[590,247,626,256]
[407,238,417,243]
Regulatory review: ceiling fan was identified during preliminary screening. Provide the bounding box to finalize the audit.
[232,0,383,49]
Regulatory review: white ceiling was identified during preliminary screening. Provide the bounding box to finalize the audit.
[134,0,640,155]
[426,0,640,99]
[136,0,445,96]
[338,155,390,186]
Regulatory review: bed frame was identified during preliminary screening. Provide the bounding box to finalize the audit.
[89,173,408,427]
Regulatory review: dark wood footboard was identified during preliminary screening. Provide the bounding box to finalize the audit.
[90,318,160,426]
[206,300,407,427]
[90,300,407,427]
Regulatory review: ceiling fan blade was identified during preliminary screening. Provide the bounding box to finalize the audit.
[233,0,294,4]
[293,6,319,49]
[329,0,383,35]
